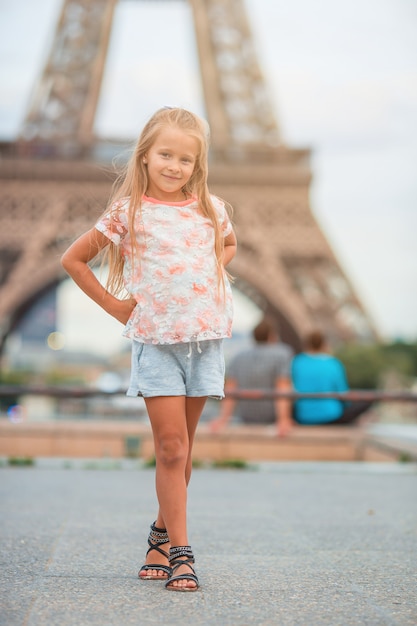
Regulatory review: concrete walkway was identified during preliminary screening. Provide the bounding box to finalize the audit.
[1,460,416,626]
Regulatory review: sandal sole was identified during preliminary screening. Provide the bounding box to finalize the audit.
[166,585,199,592]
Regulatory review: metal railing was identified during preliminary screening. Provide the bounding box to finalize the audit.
[0,384,416,403]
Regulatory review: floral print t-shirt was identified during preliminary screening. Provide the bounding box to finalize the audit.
[95,194,234,344]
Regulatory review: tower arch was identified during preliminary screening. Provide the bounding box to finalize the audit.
[0,0,377,353]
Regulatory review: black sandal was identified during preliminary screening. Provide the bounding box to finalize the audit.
[138,521,171,580]
[165,546,199,592]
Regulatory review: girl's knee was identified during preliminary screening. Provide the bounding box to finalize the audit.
[157,434,188,467]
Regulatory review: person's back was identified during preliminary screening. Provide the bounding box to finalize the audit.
[291,351,348,424]
[229,342,293,424]
[210,317,294,435]
[291,329,371,426]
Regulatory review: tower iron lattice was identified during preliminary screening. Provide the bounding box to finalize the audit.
[0,0,376,349]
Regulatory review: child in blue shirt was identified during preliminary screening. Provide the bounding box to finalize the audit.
[292,330,371,425]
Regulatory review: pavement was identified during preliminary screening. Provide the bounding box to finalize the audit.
[366,424,417,447]
[362,424,417,463]
[1,459,417,626]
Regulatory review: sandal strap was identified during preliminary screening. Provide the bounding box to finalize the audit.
[139,563,171,576]
[146,542,169,559]
[166,545,199,589]
[146,521,170,560]
[168,546,194,563]
[165,572,199,589]
[169,557,196,574]
[149,521,169,544]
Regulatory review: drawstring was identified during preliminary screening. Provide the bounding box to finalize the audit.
[186,342,202,358]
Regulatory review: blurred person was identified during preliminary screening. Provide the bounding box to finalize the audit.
[209,317,294,437]
[292,330,372,425]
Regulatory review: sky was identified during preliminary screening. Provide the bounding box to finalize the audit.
[0,0,417,353]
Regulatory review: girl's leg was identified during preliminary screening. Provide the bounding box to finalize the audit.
[143,395,206,587]
[184,396,207,482]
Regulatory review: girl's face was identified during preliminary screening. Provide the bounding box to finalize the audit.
[144,126,199,202]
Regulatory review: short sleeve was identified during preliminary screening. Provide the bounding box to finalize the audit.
[211,195,233,237]
[95,198,129,245]
[334,360,349,392]
[275,345,294,379]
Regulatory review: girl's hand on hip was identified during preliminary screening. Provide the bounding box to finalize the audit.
[110,297,137,325]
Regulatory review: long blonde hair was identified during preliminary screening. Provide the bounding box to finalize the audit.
[102,107,230,296]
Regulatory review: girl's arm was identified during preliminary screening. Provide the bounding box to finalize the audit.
[223,229,237,266]
[61,228,136,325]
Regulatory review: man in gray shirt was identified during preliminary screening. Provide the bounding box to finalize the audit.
[210,317,294,437]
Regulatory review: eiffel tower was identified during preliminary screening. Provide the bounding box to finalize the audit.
[0,0,376,352]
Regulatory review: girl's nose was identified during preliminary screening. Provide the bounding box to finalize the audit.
[167,160,180,171]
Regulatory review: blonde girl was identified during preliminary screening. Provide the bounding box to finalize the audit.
[61,107,237,591]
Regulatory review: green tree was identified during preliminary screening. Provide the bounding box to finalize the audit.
[335,340,417,389]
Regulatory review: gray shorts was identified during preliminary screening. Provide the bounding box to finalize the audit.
[126,339,225,399]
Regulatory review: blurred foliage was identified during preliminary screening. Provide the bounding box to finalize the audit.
[43,370,87,385]
[211,458,249,469]
[0,369,32,385]
[8,457,35,467]
[0,366,86,410]
[0,369,33,410]
[0,366,88,387]
[335,340,417,389]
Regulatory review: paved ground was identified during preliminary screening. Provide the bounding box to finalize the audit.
[1,460,416,626]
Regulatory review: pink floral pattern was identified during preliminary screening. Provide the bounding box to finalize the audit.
[95,195,233,344]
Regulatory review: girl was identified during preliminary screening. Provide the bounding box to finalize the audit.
[61,107,237,592]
